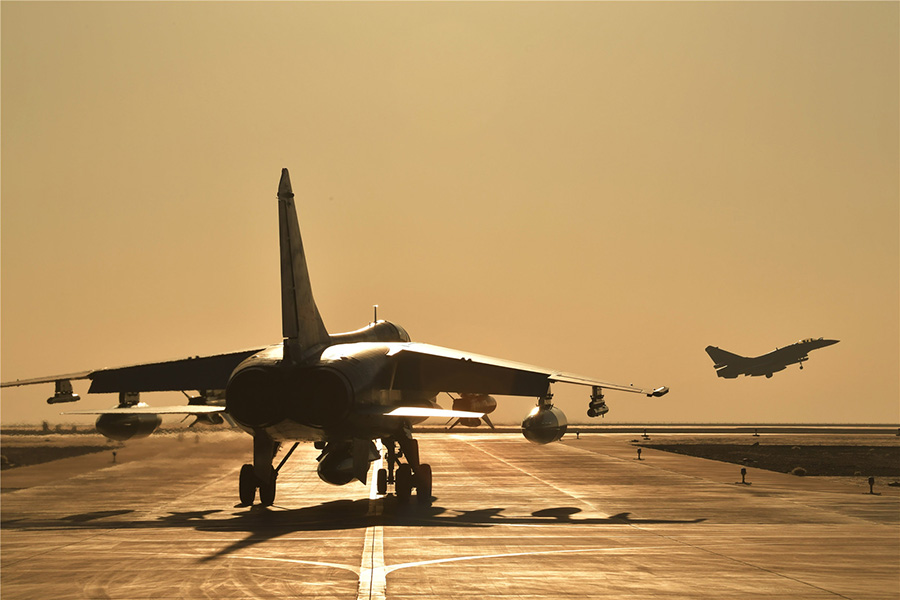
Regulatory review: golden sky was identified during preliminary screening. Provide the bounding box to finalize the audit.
[2,2,897,425]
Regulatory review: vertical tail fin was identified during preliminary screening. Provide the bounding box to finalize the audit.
[704,345,745,367]
[278,168,330,362]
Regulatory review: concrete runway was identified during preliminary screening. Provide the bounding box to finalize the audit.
[2,431,898,599]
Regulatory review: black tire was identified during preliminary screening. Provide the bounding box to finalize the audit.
[377,468,388,496]
[239,464,257,505]
[416,463,433,506]
[395,464,413,504]
[259,472,276,506]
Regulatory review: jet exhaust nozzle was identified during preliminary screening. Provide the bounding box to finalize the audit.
[225,367,288,428]
[226,365,353,429]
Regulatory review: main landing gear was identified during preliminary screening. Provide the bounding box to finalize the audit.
[239,433,299,507]
[239,463,269,506]
[237,432,433,507]
[377,436,433,506]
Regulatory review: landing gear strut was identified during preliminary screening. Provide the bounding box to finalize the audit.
[379,435,433,506]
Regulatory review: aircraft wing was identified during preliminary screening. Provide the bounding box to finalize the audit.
[0,349,263,394]
[386,342,668,398]
[378,406,484,419]
[63,405,226,415]
[0,371,94,387]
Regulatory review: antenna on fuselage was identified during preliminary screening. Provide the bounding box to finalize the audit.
[373,304,378,324]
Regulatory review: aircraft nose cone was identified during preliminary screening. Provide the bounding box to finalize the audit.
[824,339,840,346]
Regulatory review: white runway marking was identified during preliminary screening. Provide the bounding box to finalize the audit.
[236,555,359,574]
[230,438,852,600]
[459,436,605,514]
[382,545,678,574]
[357,442,386,600]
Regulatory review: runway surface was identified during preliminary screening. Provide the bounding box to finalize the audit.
[2,431,898,599]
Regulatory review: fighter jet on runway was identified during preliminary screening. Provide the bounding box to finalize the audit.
[705,338,839,379]
[1,169,668,507]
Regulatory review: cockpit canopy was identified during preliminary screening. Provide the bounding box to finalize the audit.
[379,320,411,343]
[329,320,411,345]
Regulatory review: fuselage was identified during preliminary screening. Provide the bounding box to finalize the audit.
[225,320,438,442]
[755,338,839,370]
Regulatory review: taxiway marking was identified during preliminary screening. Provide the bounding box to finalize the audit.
[382,545,676,574]
[357,442,386,600]
[462,437,857,599]
[459,437,605,514]
[236,440,852,600]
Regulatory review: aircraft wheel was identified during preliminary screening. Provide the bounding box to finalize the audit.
[259,473,276,506]
[395,464,413,504]
[377,468,388,496]
[239,464,257,505]
[415,463,433,506]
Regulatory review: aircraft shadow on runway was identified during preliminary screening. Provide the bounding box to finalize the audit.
[2,499,706,562]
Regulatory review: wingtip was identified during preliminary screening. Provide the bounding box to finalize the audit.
[278,168,293,198]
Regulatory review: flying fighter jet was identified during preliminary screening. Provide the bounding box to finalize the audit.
[1,169,668,507]
[705,338,839,379]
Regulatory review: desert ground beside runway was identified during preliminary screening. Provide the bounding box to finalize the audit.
[1,431,898,599]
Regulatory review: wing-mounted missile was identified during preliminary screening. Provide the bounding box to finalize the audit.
[47,379,81,404]
[181,390,226,426]
[447,393,498,429]
[587,386,609,418]
[188,413,225,426]
[584,384,667,419]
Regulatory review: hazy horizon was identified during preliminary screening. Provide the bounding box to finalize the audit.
[2,2,898,428]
